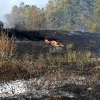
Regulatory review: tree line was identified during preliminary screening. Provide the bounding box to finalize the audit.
[4,0,100,33]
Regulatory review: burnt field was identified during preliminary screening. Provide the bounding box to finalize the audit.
[0,29,100,100]
[1,29,100,56]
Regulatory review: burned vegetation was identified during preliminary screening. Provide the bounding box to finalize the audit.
[0,29,100,100]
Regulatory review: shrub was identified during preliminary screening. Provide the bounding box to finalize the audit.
[0,31,17,63]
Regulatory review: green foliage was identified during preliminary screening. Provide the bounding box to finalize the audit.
[66,43,73,50]
[0,21,4,28]
[4,0,100,32]
[86,20,100,33]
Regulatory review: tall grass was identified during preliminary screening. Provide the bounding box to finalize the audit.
[0,31,17,66]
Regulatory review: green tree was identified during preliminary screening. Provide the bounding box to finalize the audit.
[4,0,98,31]
[0,21,4,28]
[86,0,100,33]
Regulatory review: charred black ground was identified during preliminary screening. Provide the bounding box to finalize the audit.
[0,29,100,100]
[0,29,100,56]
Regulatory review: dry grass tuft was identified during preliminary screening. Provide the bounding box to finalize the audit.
[0,31,16,62]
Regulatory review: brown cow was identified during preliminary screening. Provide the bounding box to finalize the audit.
[44,39,64,47]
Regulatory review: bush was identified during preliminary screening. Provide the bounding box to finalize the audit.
[0,31,17,62]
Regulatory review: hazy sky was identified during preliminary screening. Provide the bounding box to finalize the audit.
[0,0,49,22]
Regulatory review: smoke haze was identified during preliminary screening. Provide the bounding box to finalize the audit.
[0,0,49,23]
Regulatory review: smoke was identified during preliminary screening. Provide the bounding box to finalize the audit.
[0,0,49,25]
